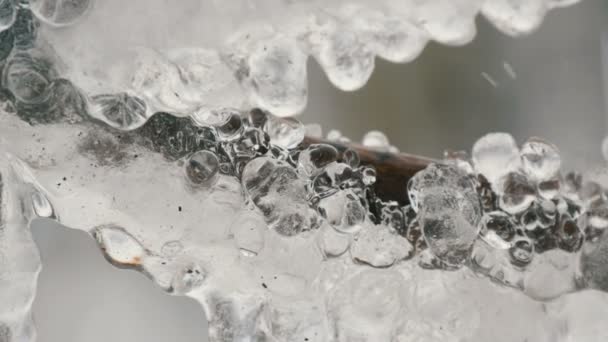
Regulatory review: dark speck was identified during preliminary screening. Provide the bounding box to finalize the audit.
[262,283,267,289]
[178,206,182,212]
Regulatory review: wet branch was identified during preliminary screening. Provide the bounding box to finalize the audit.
[302,136,435,205]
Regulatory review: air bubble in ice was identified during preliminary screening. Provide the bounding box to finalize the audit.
[186,150,220,187]
[360,166,376,186]
[520,137,561,182]
[509,238,534,267]
[297,144,338,177]
[556,215,583,252]
[90,93,148,130]
[31,191,54,218]
[0,0,15,32]
[479,211,516,249]
[215,110,244,141]
[472,132,520,184]
[264,116,305,149]
[94,226,146,267]
[29,0,92,27]
[3,52,54,104]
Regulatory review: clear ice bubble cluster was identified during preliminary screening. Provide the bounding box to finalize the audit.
[2,1,607,342]
[0,0,579,124]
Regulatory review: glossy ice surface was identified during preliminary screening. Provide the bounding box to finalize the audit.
[4,1,608,342]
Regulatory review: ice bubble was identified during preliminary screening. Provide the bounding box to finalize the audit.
[185,150,220,187]
[509,238,534,267]
[90,93,148,130]
[421,209,478,267]
[479,211,517,249]
[351,223,412,267]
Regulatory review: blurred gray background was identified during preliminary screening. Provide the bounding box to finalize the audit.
[32,1,608,341]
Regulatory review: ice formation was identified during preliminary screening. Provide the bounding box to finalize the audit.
[1,0,605,342]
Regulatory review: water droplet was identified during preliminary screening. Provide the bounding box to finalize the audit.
[362,130,390,151]
[472,132,520,184]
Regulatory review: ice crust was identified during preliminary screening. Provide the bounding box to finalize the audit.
[1,1,604,342]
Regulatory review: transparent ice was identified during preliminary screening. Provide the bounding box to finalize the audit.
[2,1,607,342]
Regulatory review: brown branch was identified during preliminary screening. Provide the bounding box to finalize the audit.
[302,136,435,205]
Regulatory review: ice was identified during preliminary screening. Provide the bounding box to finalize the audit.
[479,211,517,249]
[29,0,92,27]
[362,130,390,151]
[472,132,521,184]
[185,151,220,187]
[0,1,599,341]
[297,143,338,177]
[520,137,561,182]
[263,116,305,150]
[580,228,608,291]
[421,208,479,267]
[0,0,572,119]
[89,93,148,130]
[0,0,15,32]
[495,171,536,214]
[241,157,315,236]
